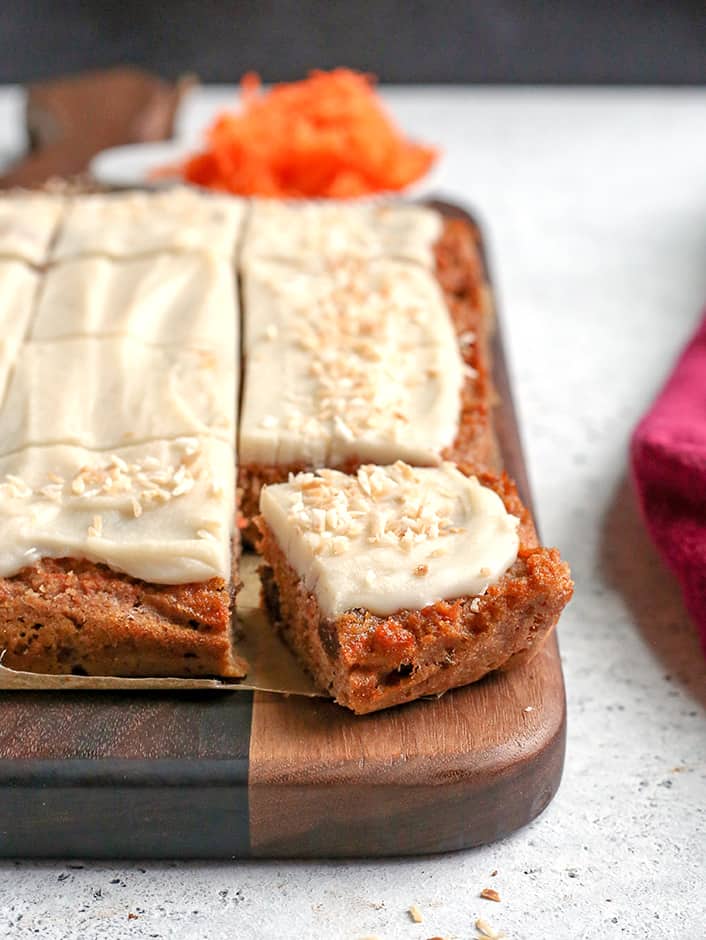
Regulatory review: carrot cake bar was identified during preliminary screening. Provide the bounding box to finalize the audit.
[238,205,494,536]
[31,251,238,348]
[0,337,235,454]
[0,438,242,677]
[0,188,245,678]
[257,461,573,713]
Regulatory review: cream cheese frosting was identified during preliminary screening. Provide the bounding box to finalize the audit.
[0,337,235,456]
[0,260,40,403]
[51,188,245,260]
[242,200,443,269]
[0,188,244,586]
[260,462,520,618]
[0,437,234,583]
[32,251,238,350]
[0,193,64,265]
[239,257,464,466]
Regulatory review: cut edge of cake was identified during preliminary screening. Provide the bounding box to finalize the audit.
[0,533,246,679]
[255,469,573,714]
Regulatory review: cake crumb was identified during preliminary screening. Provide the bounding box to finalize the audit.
[480,887,501,902]
[127,912,138,921]
[490,869,498,877]
[414,564,429,577]
[409,904,423,923]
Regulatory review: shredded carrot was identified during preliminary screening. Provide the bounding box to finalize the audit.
[165,70,437,198]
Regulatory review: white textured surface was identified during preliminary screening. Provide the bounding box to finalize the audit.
[1,86,705,939]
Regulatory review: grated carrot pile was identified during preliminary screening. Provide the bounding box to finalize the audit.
[173,69,437,198]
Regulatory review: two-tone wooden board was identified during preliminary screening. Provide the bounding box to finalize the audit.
[0,202,565,858]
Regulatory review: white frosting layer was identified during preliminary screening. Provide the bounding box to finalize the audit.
[0,188,243,585]
[0,437,234,583]
[0,338,235,455]
[0,194,64,264]
[32,252,238,350]
[239,258,464,466]
[243,200,443,269]
[0,260,39,402]
[51,188,245,260]
[260,463,520,618]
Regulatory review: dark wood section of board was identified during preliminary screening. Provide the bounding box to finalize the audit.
[0,201,566,859]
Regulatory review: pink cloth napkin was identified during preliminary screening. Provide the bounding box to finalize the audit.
[631,311,706,654]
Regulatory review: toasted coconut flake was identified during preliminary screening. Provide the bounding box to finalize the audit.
[480,888,501,903]
[475,917,503,939]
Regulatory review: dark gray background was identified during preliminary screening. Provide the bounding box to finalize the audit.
[1,0,705,84]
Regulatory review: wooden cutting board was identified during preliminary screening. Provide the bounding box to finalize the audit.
[0,201,565,859]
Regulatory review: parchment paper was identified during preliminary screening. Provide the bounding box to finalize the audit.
[0,554,323,696]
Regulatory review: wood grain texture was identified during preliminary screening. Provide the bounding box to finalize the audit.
[249,638,563,856]
[247,204,567,857]
[0,691,253,858]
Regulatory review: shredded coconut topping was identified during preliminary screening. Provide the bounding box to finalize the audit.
[260,461,521,619]
[1,439,208,519]
[274,259,430,440]
[277,460,467,559]
[241,252,465,468]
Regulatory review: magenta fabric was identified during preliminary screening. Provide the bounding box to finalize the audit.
[631,311,706,654]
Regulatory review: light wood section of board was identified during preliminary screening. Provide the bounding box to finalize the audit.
[248,637,565,856]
